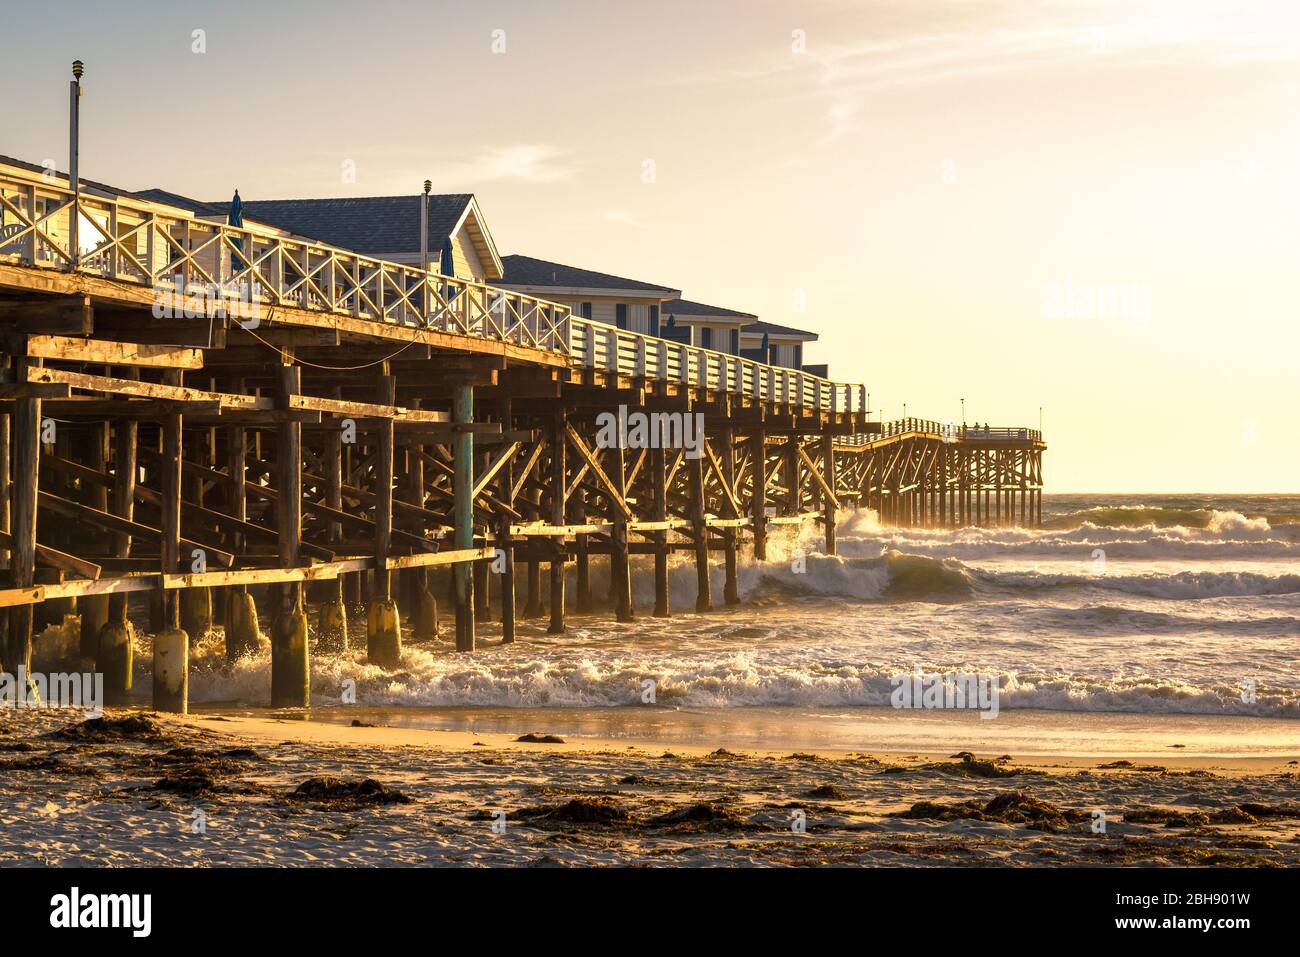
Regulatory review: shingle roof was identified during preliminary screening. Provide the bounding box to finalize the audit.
[211,195,474,256]
[138,188,477,258]
[134,188,222,215]
[744,319,818,340]
[662,298,756,320]
[500,255,679,294]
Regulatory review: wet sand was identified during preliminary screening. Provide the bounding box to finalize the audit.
[1,707,1297,867]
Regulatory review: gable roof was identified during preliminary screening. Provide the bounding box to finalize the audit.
[500,255,680,296]
[742,319,818,341]
[662,298,757,322]
[134,189,503,279]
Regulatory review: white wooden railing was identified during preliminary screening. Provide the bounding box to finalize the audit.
[0,162,867,414]
[839,420,1044,447]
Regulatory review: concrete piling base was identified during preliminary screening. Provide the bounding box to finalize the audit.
[412,588,438,643]
[316,601,348,653]
[97,620,134,706]
[152,627,189,714]
[367,600,402,668]
[271,611,310,708]
[180,587,213,644]
[225,590,261,660]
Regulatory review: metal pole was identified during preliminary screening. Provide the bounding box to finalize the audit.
[420,180,430,317]
[69,60,83,267]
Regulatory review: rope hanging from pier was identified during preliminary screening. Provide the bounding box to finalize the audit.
[228,308,423,371]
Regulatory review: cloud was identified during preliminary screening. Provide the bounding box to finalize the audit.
[817,100,858,147]
[457,144,579,184]
[706,2,1300,99]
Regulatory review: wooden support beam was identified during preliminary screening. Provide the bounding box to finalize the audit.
[40,398,220,419]
[0,294,92,335]
[27,367,268,409]
[564,423,633,521]
[721,430,740,605]
[22,335,204,369]
[275,365,304,603]
[821,431,837,554]
[287,393,449,422]
[159,380,183,629]
[384,546,494,571]
[373,375,397,602]
[610,445,633,623]
[471,441,520,500]
[496,397,516,643]
[103,381,139,695]
[651,445,669,618]
[573,486,592,613]
[37,491,235,567]
[452,382,475,651]
[3,357,39,673]
[0,530,100,580]
[548,413,566,634]
[749,430,768,561]
[690,449,711,613]
[39,451,333,561]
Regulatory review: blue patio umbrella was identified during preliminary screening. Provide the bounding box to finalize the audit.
[439,236,454,276]
[439,236,456,307]
[227,189,247,275]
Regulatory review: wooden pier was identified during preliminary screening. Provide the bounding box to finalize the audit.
[0,158,1044,710]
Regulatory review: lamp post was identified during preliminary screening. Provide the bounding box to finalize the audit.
[420,179,431,315]
[69,60,83,266]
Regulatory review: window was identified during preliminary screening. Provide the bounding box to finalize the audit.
[700,327,713,350]
[580,302,593,319]
[730,328,740,355]
[615,303,627,329]
[649,304,660,337]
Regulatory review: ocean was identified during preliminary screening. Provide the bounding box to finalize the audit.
[182,494,1300,758]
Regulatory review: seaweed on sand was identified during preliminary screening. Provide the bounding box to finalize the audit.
[890,791,1089,832]
[284,776,412,809]
[48,714,173,744]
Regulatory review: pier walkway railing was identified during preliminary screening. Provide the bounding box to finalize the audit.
[0,163,866,415]
[839,419,1044,447]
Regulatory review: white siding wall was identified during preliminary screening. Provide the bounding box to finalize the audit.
[451,228,484,281]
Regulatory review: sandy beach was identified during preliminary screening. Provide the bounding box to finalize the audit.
[2,707,1297,867]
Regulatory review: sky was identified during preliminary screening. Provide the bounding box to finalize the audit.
[2,0,1298,492]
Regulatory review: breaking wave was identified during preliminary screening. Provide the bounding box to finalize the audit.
[744,549,973,604]
[179,644,1300,717]
[1042,505,1297,534]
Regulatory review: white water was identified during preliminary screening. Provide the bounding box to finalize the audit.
[170,495,1300,722]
